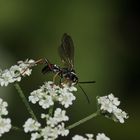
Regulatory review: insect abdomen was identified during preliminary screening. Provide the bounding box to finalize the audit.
[42,65,51,74]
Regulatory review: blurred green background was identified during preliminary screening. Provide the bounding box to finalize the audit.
[0,0,140,140]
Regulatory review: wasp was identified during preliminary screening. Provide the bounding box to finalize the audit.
[38,33,96,103]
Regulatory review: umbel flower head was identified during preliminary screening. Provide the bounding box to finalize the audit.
[72,133,110,140]
[97,94,129,123]
[0,98,11,137]
[23,108,69,140]
[29,81,77,109]
[0,59,35,86]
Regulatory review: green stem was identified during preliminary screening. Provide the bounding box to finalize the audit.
[49,105,54,116]
[14,83,38,121]
[12,126,23,131]
[67,111,99,130]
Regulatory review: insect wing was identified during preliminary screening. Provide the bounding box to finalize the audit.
[58,33,74,69]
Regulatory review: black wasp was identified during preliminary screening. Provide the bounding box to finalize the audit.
[42,33,78,84]
[36,33,95,103]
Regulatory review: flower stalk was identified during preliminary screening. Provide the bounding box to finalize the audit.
[14,83,37,121]
[49,105,54,116]
[12,126,23,131]
[67,111,99,130]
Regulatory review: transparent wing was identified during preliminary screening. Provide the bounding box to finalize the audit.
[58,33,74,69]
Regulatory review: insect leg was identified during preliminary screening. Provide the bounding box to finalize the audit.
[53,72,60,83]
[35,58,46,65]
[59,77,62,85]
[20,58,46,76]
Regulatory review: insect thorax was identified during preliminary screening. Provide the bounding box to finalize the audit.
[61,68,78,83]
[52,64,61,73]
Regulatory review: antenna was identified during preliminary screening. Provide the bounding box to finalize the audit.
[79,81,96,84]
[78,83,90,104]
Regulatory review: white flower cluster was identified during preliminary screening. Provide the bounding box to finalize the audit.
[72,133,110,140]
[0,98,11,137]
[0,59,35,86]
[23,118,41,133]
[29,81,77,109]
[97,94,128,123]
[23,108,69,140]
[96,133,110,140]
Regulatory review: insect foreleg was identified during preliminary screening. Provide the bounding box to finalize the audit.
[53,72,60,83]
